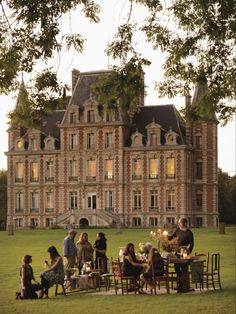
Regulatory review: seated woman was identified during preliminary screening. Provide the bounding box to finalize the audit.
[140,248,164,290]
[40,246,64,298]
[123,243,146,293]
[20,254,41,299]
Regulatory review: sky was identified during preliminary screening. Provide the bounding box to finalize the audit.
[0,0,235,175]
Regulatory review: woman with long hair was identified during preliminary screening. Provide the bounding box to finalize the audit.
[40,246,64,298]
[77,232,94,273]
[140,248,164,289]
[123,243,146,293]
[93,232,108,273]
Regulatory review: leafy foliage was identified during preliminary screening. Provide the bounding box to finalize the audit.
[0,0,235,125]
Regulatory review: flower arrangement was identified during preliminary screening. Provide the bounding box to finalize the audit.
[150,229,179,252]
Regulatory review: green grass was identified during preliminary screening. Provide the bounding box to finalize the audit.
[0,227,235,314]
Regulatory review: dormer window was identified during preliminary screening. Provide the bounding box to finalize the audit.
[165,129,178,145]
[30,138,37,151]
[150,133,157,146]
[44,137,55,150]
[70,112,76,124]
[146,121,161,146]
[87,110,95,122]
[16,139,24,151]
[131,131,143,147]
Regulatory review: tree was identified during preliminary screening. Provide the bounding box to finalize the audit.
[0,0,235,126]
[0,170,7,230]
[218,169,236,224]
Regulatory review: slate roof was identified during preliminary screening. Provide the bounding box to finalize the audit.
[69,70,110,107]
[126,105,186,146]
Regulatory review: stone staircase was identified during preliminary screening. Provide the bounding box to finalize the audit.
[56,208,121,227]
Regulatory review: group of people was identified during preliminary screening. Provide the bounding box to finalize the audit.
[19,218,194,298]
[121,218,194,293]
[19,231,107,299]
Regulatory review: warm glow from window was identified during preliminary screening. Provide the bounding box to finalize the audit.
[30,162,39,178]
[167,158,175,176]
[149,158,158,178]
[46,192,53,208]
[133,159,141,175]
[105,159,113,178]
[87,160,96,177]
[16,162,24,178]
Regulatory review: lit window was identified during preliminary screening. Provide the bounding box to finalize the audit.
[45,192,54,212]
[15,162,24,182]
[166,157,175,178]
[16,139,24,150]
[105,159,113,180]
[30,162,39,182]
[87,160,96,177]
[149,158,159,179]
[133,159,141,179]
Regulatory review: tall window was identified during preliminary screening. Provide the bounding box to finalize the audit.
[30,192,39,212]
[45,161,54,181]
[166,189,175,211]
[69,160,77,181]
[15,218,23,228]
[150,190,158,211]
[166,157,175,178]
[196,136,202,149]
[196,161,203,179]
[166,217,175,225]
[105,191,113,211]
[105,112,112,122]
[30,162,39,182]
[15,192,23,212]
[105,132,113,148]
[87,110,95,122]
[45,218,54,227]
[196,192,203,210]
[70,112,76,123]
[69,134,77,150]
[15,162,24,182]
[149,158,159,179]
[30,218,38,227]
[149,217,158,226]
[150,133,157,146]
[105,159,113,180]
[132,217,141,227]
[87,133,95,149]
[133,159,141,180]
[69,191,77,209]
[45,192,54,212]
[87,160,96,178]
[133,191,141,211]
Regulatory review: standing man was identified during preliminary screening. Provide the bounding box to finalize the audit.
[168,218,194,292]
[63,229,77,279]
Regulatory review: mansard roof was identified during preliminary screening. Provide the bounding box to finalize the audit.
[40,110,65,139]
[127,105,186,146]
[69,70,110,108]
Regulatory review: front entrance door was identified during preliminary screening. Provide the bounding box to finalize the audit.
[87,193,96,209]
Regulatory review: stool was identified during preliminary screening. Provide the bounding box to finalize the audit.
[55,283,66,296]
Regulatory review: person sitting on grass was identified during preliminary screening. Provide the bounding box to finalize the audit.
[39,246,64,298]
[20,254,41,299]
[140,248,164,291]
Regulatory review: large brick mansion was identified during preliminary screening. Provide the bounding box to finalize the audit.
[6,69,218,229]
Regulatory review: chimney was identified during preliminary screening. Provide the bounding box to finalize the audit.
[72,68,80,91]
[185,93,192,146]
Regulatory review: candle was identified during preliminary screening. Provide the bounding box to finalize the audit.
[162,230,168,237]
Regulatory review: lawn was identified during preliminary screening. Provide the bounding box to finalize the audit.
[0,227,235,314]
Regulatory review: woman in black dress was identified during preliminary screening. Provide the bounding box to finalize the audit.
[93,232,108,273]
[123,243,146,281]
